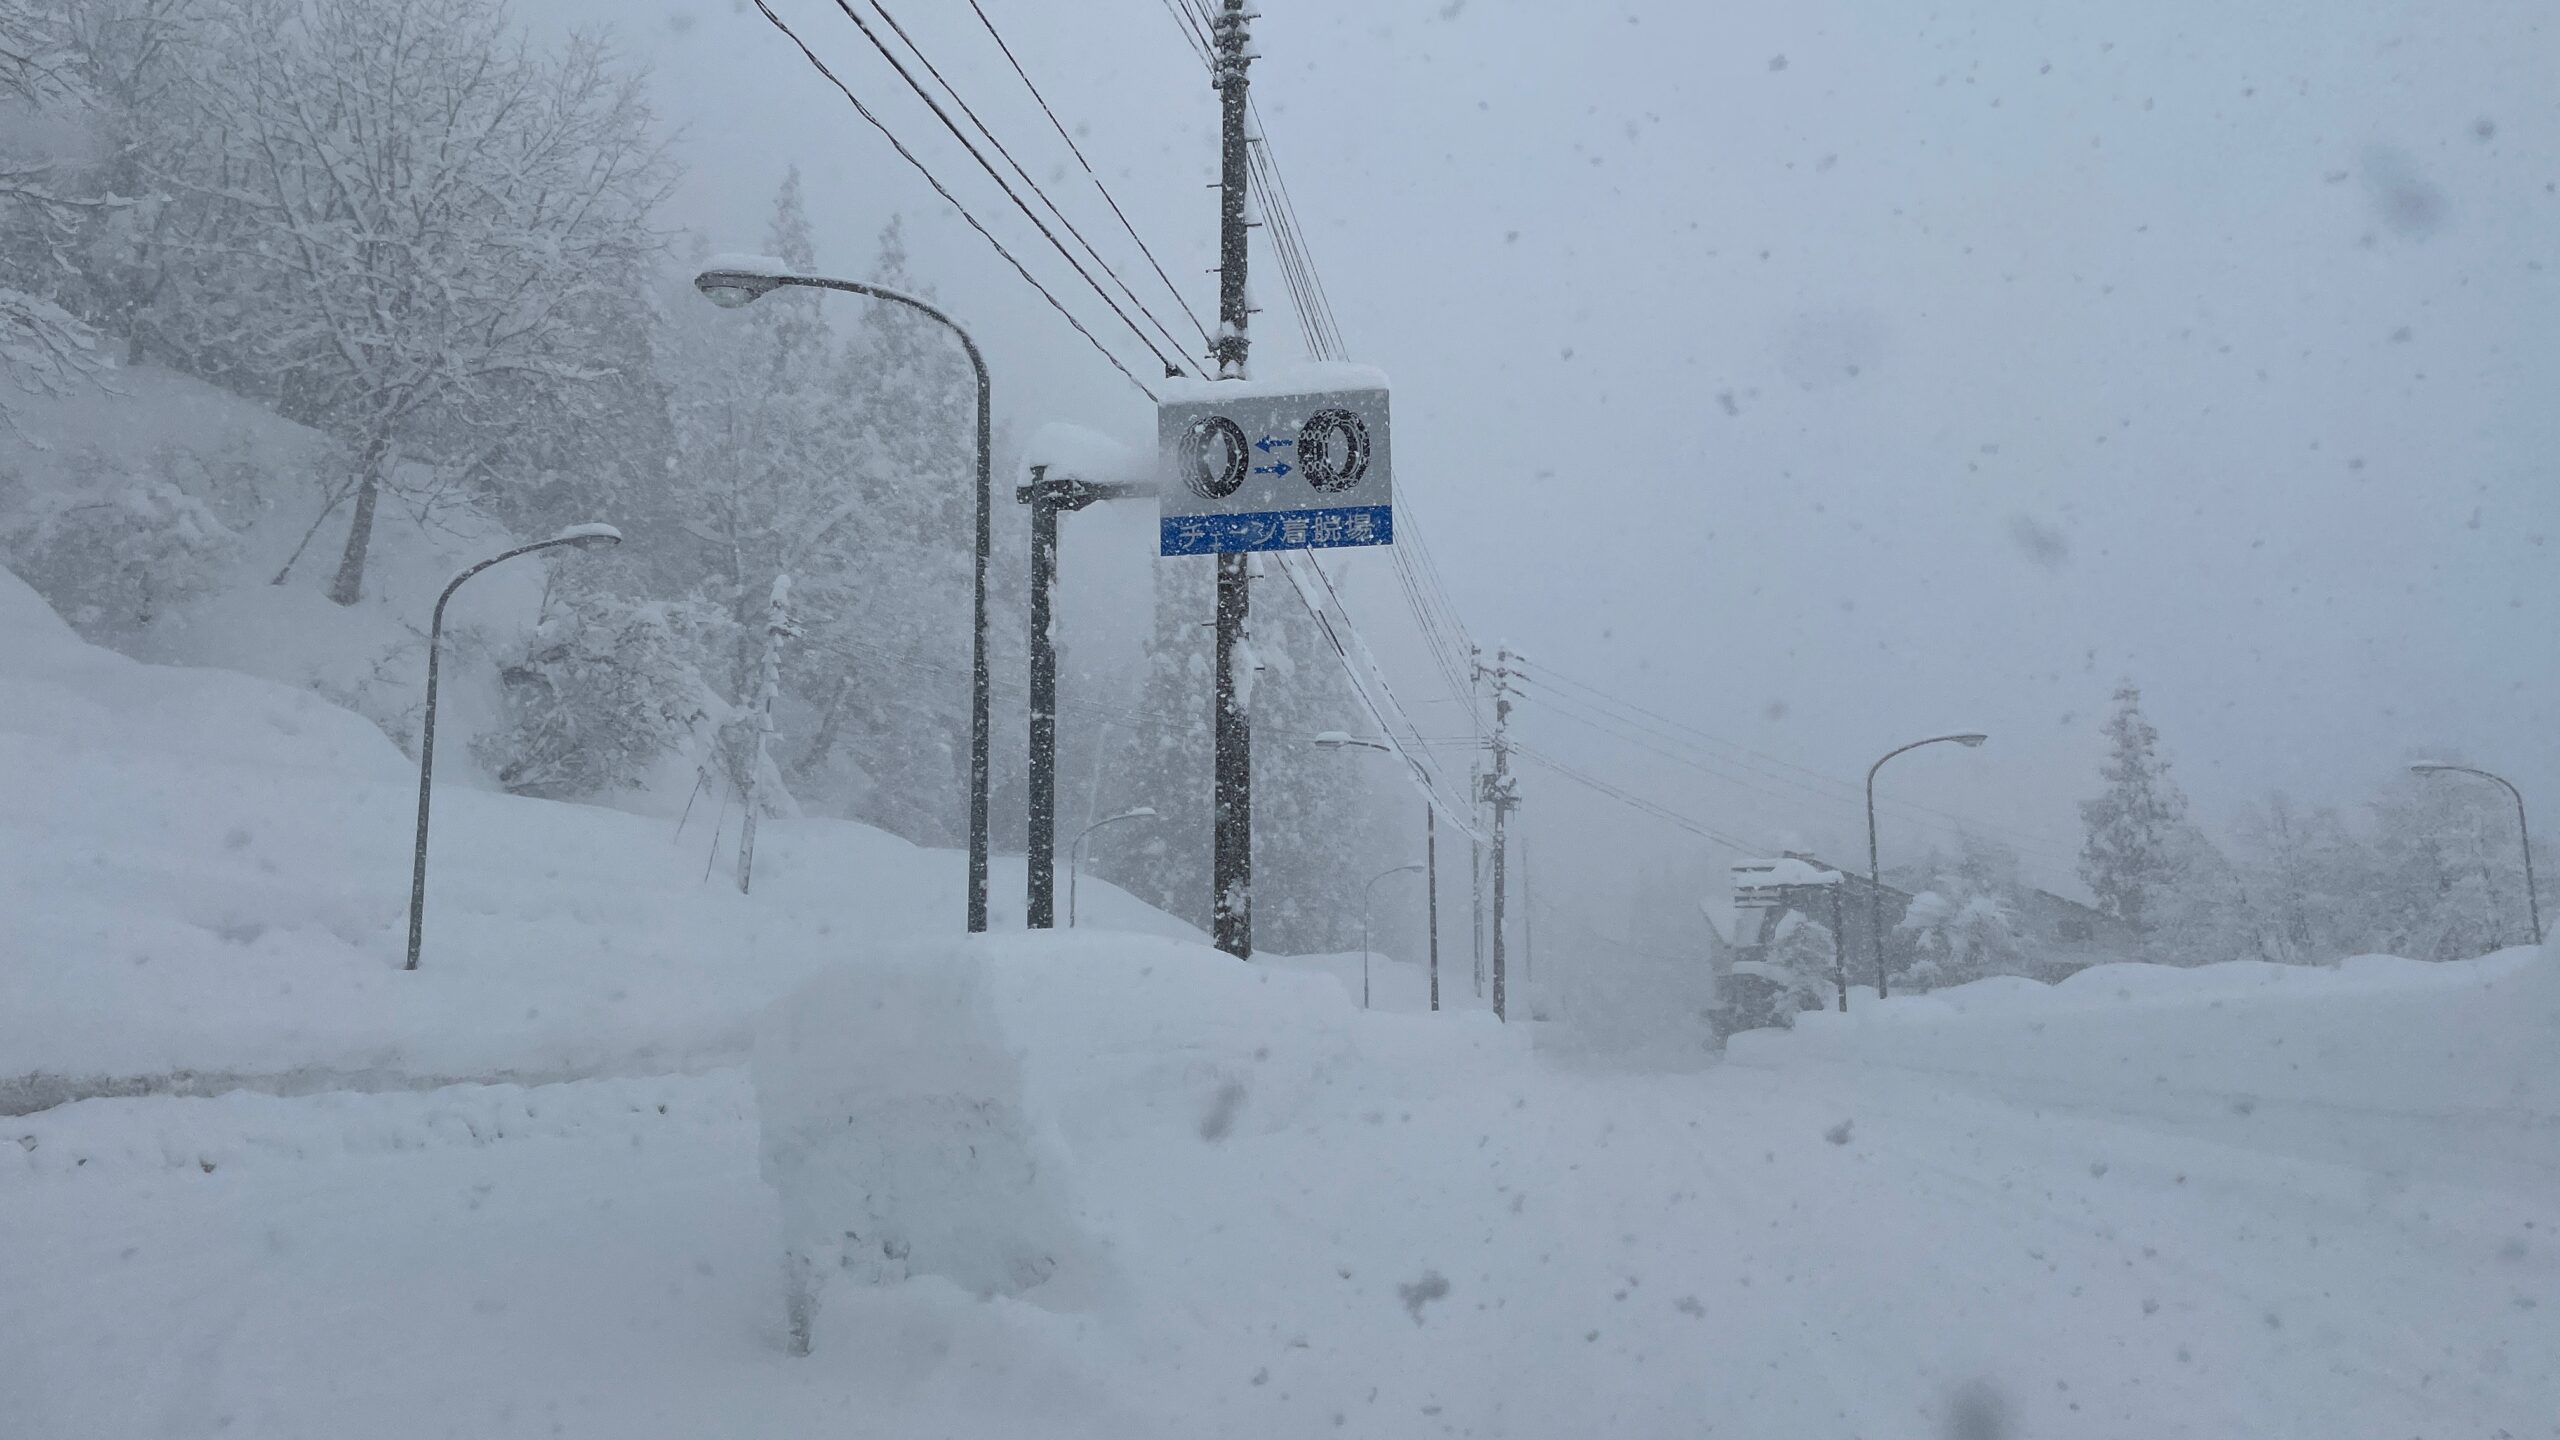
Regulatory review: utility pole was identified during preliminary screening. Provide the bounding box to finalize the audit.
[1478,646,1520,1020]
[1520,835,1533,989]
[1024,469,1064,928]
[1207,0,1256,959]
[1425,803,1440,1011]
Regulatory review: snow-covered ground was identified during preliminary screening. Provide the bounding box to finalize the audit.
[3,566,2555,1437]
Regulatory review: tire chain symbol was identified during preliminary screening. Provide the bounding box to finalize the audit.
[1183,414,1249,499]
[1297,408,1371,493]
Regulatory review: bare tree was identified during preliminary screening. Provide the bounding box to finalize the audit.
[0,0,107,414]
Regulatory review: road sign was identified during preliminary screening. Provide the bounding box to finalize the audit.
[1158,382,1392,555]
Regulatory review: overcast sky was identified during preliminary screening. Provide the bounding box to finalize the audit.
[528,0,2556,918]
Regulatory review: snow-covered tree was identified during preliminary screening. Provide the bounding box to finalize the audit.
[472,588,728,800]
[0,444,239,637]
[1243,563,1378,953]
[1762,911,1841,1007]
[1086,561,1218,929]
[2078,683,2188,932]
[182,0,669,604]
[2365,763,2541,960]
[0,0,105,416]
[2231,792,2373,965]
[1896,885,2024,989]
[786,213,982,840]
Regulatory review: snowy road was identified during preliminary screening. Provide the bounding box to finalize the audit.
[9,1035,2552,1439]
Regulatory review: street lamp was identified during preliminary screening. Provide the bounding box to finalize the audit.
[1865,732,1988,999]
[2410,763,2542,946]
[1362,862,1427,1011]
[1067,806,1156,928]
[1315,734,1452,1011]
[695,265,995,936]
[405,524,621,971]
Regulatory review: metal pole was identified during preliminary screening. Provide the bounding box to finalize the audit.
[1025,471,1061,927]
[1363,863,1423,1011]
[1863,733,1988,1000]
[2521,789,2544,947]
[404,531,617,971]
[968,316,993,936]
[1207,0,1255,960]
[1829,881,1848,1013]
[1426,802,1440,1011]
[2413,764,2542,947]
[1066,806,1155,929]
[1866,767,1884,999]
[692,270,991,934]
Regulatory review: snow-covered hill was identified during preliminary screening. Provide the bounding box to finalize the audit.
[0,559,1196,1106]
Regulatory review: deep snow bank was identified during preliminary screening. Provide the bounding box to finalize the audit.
[0,564,1199,1101]
[1728,945,2560,1192]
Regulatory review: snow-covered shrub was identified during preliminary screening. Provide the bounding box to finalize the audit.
[0,447,241,638]
[1898,887,2025,989]
[473,589,726,799]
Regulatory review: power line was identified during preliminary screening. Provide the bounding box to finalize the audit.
[1513,677,2082,870]
[1509,653,2083,860]
[824,0,1189,378]
[963,0,1215,353]
[745,0,1160,400]
[863,0,1201,368]
[1509,741,1767,854]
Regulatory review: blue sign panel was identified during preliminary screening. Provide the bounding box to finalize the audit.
[1159,504,1393,557]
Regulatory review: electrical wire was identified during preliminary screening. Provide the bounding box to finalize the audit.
[745,0,1161,401]
[1509,740,1767,854]
[865,0,1202,369]
[824,0,1187,378]
[965,0,1216,353]
[1512,677,2082,870]
[1509,654,2083,861]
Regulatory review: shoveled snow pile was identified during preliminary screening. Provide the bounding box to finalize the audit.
[1728,944,2560,1193]
[756,943,1097,1343]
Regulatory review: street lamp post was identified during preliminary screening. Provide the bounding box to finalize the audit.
[1316,734,1448,1010]
[1865,732,1988,999]
[405,524,622,971]
[695,266,995,935]
[2410,763,2542,946]
[1362,863,1427,1010]
[1068,806,1157,928]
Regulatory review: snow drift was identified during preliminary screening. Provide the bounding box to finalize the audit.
[1728,945,2560,1194]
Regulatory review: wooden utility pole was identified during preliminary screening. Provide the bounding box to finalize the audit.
[1426,803,1440,1010]
[1479,646,1519,1019]
[1208,0,1255,958]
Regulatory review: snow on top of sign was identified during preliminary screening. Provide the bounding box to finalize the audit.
[700,251,794,276]
[1022,421,1149,486]
[1158,361,1390,405]
[1732,856,1843,887]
